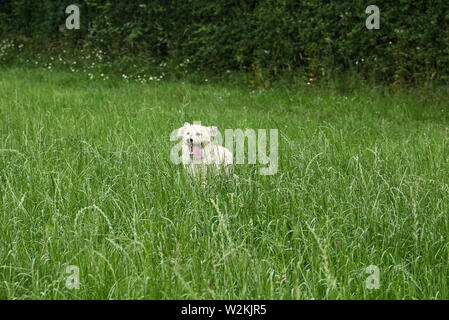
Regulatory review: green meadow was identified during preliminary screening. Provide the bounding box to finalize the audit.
[0,67,448,299]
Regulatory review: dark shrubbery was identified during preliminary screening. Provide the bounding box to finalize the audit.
[1,0,448,84]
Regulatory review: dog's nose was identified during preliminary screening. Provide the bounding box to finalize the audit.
[188,138,193,143]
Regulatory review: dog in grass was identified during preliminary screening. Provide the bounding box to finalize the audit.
[176,122,233,179]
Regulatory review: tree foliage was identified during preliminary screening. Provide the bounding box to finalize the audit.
[1,0,448,83]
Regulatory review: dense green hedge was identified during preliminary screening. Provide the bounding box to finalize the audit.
[1,0,449,84]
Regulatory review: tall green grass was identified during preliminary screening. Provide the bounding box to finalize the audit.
[0,67,448,299]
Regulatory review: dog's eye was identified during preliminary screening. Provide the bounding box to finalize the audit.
[196,133,201,136]
[186,132,190,135]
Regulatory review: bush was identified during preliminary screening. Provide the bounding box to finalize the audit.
[1,0,448,84]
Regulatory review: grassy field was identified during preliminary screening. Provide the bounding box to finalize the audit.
[0,67,448,299]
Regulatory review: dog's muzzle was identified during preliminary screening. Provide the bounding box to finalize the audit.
[188,139,203,160]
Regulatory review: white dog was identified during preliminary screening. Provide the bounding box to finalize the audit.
[176,122,233,177]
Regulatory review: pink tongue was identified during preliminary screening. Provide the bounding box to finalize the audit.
[192,144,202,159]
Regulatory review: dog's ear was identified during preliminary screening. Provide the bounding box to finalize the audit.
[177,122,190,137]
[208,126,218,137]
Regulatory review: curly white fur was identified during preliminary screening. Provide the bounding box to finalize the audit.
[176,122,233,177]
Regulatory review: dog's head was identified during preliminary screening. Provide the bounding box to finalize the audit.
[177,122,218,160]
